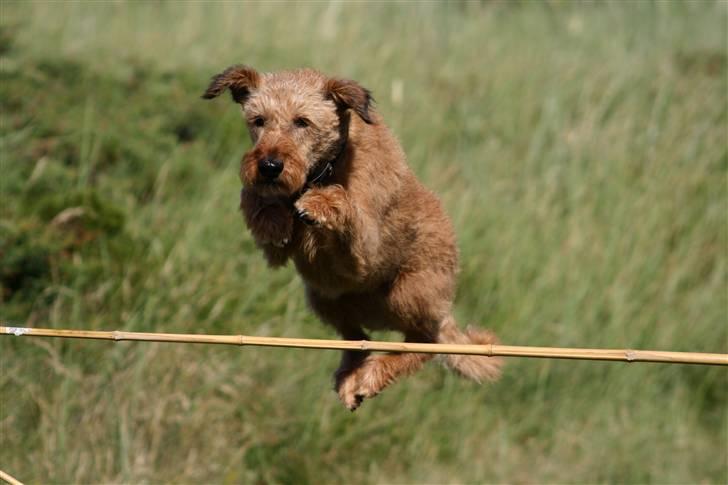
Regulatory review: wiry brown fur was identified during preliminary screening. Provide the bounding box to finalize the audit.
[203,66,503,410]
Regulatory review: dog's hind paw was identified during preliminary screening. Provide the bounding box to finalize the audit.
[338,382,378,411]
[335,355,393,411]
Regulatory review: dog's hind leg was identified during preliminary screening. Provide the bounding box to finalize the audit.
[332,325,371,396]
[335,331,435,411]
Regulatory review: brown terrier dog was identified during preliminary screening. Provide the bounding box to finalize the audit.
[203,66,502,410]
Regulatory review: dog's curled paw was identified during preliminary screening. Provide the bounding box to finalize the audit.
[294,207,318,226]
[294,186,348,231]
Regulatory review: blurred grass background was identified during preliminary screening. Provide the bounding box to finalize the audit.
[0,1,726,483]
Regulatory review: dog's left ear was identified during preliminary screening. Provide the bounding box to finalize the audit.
[325,78,374,124]
[202,65,260,104]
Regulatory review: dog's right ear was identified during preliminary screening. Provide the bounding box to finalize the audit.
[202,65,260,104]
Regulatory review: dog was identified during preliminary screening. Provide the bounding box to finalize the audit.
[203,66,502,410]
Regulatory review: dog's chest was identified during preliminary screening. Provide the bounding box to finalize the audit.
[292,228,364,297]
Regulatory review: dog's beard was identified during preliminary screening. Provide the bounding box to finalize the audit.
[246,180,296,198]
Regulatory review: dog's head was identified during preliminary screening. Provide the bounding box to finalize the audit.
[203,65,374,197]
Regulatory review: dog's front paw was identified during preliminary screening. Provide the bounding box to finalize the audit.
[294,185,349,231]
[335,355,394,411]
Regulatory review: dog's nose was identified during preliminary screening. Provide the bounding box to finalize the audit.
[258,157,284,179]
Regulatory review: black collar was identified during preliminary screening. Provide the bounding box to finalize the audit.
[302,138,347,191]
[305,157,335,187]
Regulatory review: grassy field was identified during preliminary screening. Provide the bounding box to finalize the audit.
[1,1,726,483]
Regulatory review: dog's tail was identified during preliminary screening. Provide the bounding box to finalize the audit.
[437,316,503,382]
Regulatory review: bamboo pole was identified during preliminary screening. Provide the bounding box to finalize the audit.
[0,470,23,485]
[2,326,726,365]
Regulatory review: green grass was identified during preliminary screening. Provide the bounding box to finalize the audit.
[1,1,726,483]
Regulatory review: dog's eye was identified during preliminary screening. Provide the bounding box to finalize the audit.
[253,117,265,127]
[293,117,310,128]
